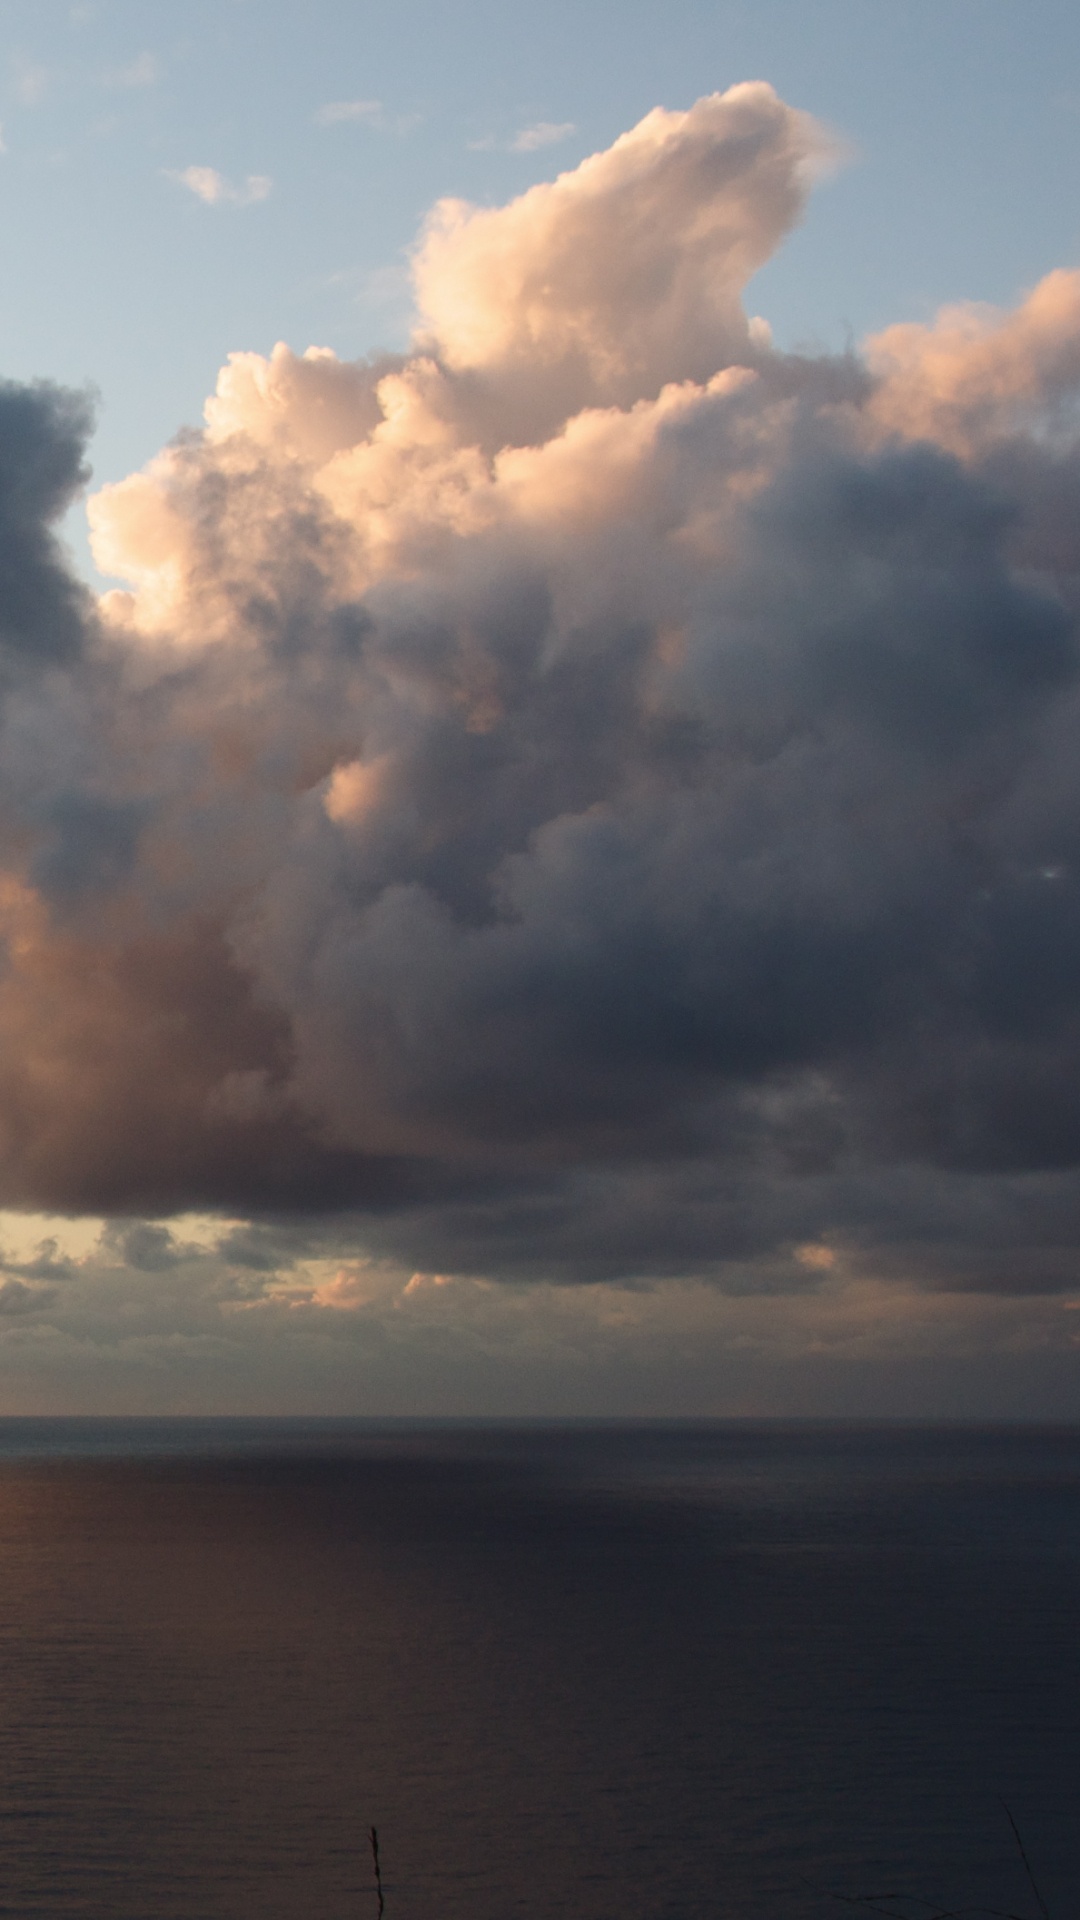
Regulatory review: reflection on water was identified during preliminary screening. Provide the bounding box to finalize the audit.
[0,1419,1076,1918]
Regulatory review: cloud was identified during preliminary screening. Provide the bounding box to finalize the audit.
[402,1271,455,1297]
[169,167,271,207]
[14,61,48,107]
[103,51,158,89]
[472,123,576,154]
[511,121,575,152]
[414,83,836,442]
[865,270,1080,455]
[0,377,92,671]
[103,1221,192,1271]
[0,1277,50,1315]
[357,262,413,313]
[0,84,1079,1330]
[0,1236,76,1281]
[0,1216,1075,1413]
[315,99,382,127]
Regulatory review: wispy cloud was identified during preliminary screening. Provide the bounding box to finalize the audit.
[103,51,158,89]
[469,120,577,154]
[168,166,271,208]
[358,261,412,308]
[14,60,48,107]
[315,98,382,127]
[511,120,575,152]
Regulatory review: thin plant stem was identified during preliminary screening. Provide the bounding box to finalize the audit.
[370,1824,385,1918]
[998,1802,1050,1920]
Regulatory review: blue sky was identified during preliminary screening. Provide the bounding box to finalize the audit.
[0,0,1078,566]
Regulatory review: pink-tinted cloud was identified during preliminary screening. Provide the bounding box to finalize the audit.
[168,166,271,208]
[0,89,1077,1312]
[412,84,835,440]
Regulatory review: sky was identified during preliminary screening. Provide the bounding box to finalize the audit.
[0,1,1080,1414]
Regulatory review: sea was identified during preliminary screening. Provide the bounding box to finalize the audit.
[0,1419,1076,1920]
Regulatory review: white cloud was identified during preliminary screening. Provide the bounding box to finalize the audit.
[511,120,575,152]
[168,166,272,208]
[469,121,576,154]
[357,261,412,309]
[14,60,48,107]
[103,51,159,89]
[315,99,382,127]
[417,85,833,440]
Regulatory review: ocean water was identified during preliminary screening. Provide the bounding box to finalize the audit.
[0,1421,1076,1919]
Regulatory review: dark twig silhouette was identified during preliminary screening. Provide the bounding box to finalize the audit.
[806,1879,1033,1920]
[815,1896,1033,1920]
[999,1801,1050,1920]
[370,1824,385,1918]
[810,1804,1053,1920]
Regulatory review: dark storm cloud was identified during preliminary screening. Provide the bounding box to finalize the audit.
[0,378,92,669]
[0,1277,53,1314]
[0,1236,76,1280]
[1,86,1080,1296]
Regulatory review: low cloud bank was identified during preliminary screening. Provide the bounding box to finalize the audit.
[1,84,1080,1299]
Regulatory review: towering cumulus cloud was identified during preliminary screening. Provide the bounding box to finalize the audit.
[3,83,1080,1294]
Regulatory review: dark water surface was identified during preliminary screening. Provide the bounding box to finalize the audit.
[0,1419,1076,1918]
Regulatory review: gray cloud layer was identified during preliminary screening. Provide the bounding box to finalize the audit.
[2,86,1080,1300]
